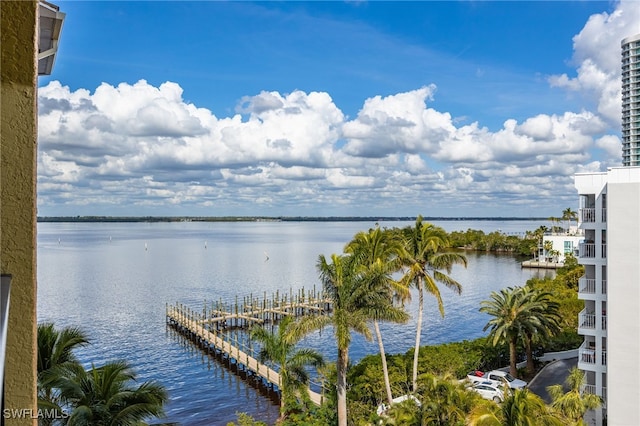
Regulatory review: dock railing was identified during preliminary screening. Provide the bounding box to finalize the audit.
[166,288,331,406]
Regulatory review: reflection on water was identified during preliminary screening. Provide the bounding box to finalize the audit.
[37,220,552,425]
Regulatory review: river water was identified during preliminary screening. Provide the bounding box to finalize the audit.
[36,220,551,425]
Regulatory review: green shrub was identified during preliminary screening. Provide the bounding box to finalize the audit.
[409,341,483,379]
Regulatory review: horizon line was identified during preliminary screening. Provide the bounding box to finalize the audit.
[37,215,551,223]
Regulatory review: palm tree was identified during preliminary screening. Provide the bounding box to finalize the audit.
[287,253,407,426]
[519,287,562,376]
[548,216,561,233]
[529,244,538,262]
[417,374,476,425]
[533,226,548,241]
[547,367,602,424]
[399,216,467,392]
[467,388,564,426]
[382,398,422,425]
[480,286,529,378]
[344,226,407,406]
[562,208,578,233]
[249,315,324,419]
[543,240,554,262]
[502,389,564,426]
[58,360,168,425]
[37,322,90,419]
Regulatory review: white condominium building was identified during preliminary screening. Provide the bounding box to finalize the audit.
[622,34,640,166]
[575,167,640,426]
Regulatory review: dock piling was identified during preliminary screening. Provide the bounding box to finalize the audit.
[166,288,330,406]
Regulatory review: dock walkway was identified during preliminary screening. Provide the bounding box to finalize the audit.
[166,290,331,406]
[521,260,564,269]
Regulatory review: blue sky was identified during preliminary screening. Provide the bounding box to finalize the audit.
[37,1,640,217]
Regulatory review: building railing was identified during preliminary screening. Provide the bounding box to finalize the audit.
[579,343,596,364]
[578,309,606,330]
[579,277,596,294]
[583,384,596,395]
[578,243,606,259]
[0,275,11,401]
[577,276,607,294]
[580,208,596,223]
[582,384,607,406]
[579,243,595,258]
[578,340,609,367]
[578,208,607,222]
[579,309,596,329]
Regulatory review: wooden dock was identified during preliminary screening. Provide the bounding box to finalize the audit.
[166,289,331,406]
[521,260,564,269]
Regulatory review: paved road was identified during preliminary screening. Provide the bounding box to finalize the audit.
[527,357,578,403]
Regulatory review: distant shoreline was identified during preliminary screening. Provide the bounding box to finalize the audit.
[37,216,548,223]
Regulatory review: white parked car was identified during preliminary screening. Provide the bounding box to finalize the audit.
[466,370,527,389]
[471,381,505,403]
[484,370,527,389]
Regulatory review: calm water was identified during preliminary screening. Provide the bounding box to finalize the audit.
[37,220,551,425]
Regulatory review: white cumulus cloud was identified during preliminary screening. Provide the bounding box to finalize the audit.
[548,0,640,125]
[37,2,631,217]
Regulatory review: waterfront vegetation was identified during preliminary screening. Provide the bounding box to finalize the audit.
[481,286,561,378]
[231,216,586,425]
[250,316,325,421]
[37,323,168,425]
[399,217,468,394]
[286,252,410,425]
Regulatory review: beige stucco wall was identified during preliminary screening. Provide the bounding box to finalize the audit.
[1,1,39,425]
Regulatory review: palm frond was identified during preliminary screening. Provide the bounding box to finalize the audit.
[284,314,331,345]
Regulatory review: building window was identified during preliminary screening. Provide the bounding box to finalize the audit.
[564,241,573,254]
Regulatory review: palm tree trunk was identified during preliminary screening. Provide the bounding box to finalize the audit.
[412,283,424,392]
[374,320,393,405]
[525,333,535,377]
[509,339,518,378]
[277,370,286,420]
[337,347,349,426]
[279,397,286,421]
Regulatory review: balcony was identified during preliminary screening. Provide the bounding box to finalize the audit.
[578,341,607,371]
[579,309,596,330]
[578,207,606,223]
[579,243,595,258]
[580,208,596,223]
[582,384,606,405]
[578,309,606,331]
[579,341,596,364]
[579,243,606,259]
[579,277,596,294]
